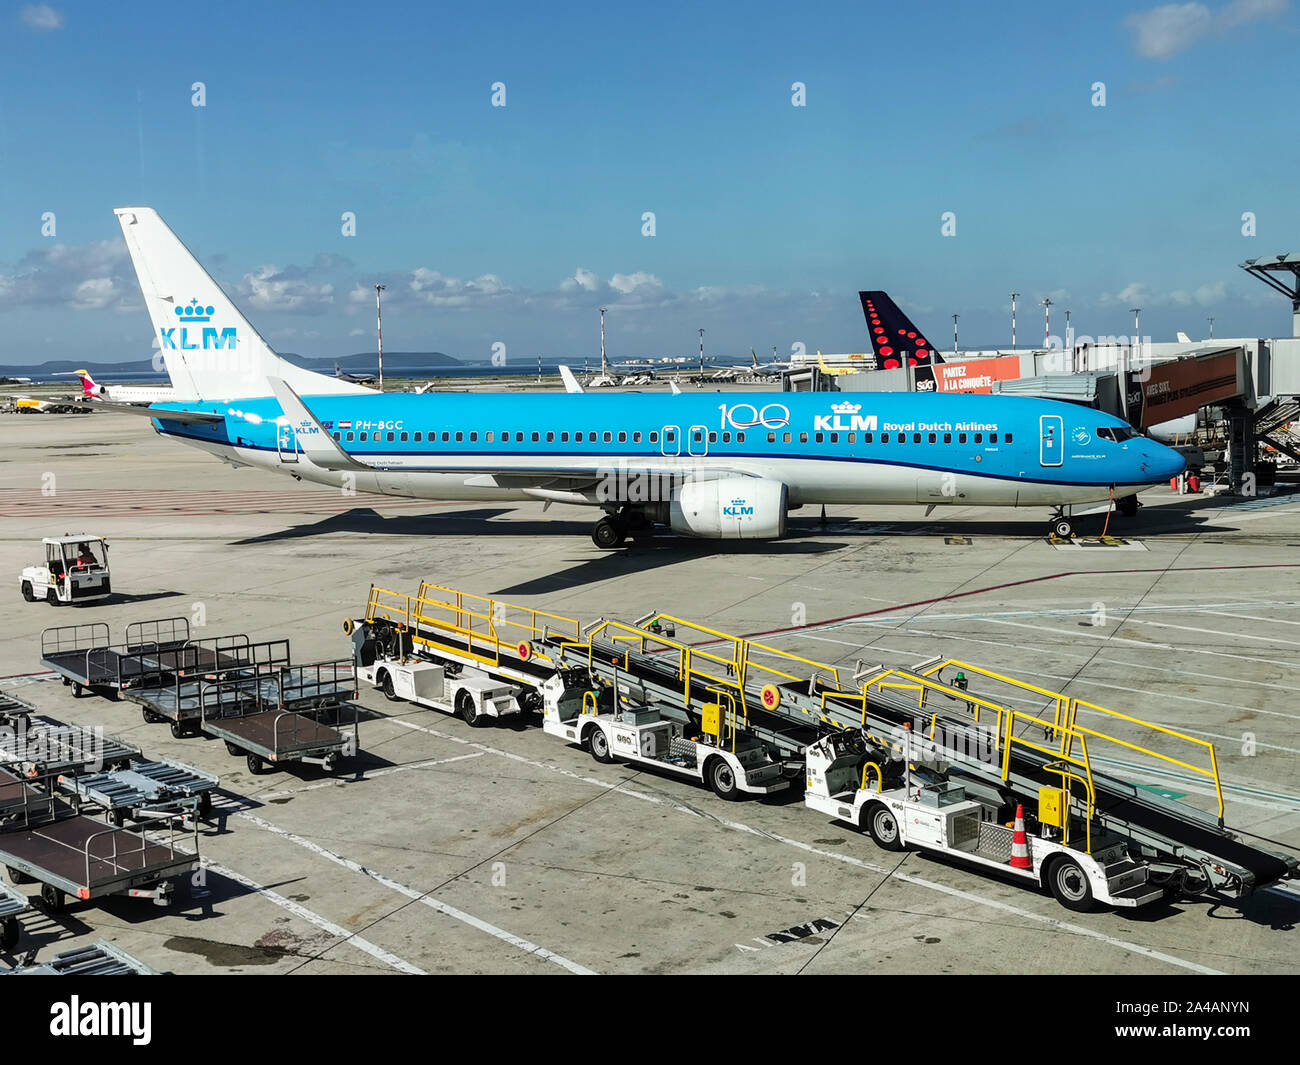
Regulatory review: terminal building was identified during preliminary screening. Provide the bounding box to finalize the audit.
[785,258,1300,494]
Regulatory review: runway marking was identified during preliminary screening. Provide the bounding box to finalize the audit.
[1199,609,1300,629]
[0,487,453,518]
[374,711,1219,974]
[256,752,485,801]
[201,858,426,974]
[236,811,596,975]
[1117,617,1300,649]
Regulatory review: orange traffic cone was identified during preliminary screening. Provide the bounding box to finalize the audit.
[1009,804,1033,869]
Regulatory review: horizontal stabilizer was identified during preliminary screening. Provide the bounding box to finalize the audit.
[83,400,224,425]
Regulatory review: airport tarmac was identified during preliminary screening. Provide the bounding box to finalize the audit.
[3,409,1300,975]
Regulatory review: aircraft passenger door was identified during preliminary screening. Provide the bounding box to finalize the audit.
[661,425,680,457]
[688,424,709,457]
[1039,415,1063,467]
[277,422,300,464]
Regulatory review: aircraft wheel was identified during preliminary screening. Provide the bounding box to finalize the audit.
[592,518,625,549]
[1051,517,1074,539]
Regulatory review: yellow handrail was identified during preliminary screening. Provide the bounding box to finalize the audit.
[1043,757,1096,853]
[861,761,883,793]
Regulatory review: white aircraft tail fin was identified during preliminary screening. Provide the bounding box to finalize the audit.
[1176,331,1192,343]
[114,207,368,401]
[558,365,584,394]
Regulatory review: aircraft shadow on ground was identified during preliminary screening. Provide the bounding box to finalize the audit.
[101,590,185,605]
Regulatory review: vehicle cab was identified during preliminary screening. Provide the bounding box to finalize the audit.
[20,535,111,606]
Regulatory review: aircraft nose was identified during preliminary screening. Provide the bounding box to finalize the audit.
[1142,443,1186,482]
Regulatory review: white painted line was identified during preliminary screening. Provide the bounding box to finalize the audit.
[371,711,1220,976]
[203,859,426,974]
[236,812,597,975]
[1120,617,1300,648]
[257,752,485,801]
[707,817,1223,975]
[1198,609,1300,629]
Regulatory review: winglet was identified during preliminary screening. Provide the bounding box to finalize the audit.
[266,377,368,471]
[558,365,585,394]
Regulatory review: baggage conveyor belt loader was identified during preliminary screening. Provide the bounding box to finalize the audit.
[346,581,1300,912]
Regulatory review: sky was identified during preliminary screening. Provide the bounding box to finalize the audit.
[1,0,1298,366]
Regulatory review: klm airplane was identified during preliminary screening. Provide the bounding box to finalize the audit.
[110,208,1185,547]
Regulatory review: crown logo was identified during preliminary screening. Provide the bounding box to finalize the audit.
[730,498,747,506]
[176,298,214,322]
[831,401,861,414]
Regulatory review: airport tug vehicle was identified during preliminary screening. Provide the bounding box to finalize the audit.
[20,535,111,606]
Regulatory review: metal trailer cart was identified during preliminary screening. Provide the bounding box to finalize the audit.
[199,663,358,776]
[3,939,157,975]
[0,767,198,913]
[0,882,29,951]
[0,714,141,776]
[56,759,219,825]
[39,617,195,700]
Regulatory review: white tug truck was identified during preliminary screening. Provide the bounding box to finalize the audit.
[346,617,528,727]
[803,728,1163,912]
[541,682,790,800]
[20,536,111,606]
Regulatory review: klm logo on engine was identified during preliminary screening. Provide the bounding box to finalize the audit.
[722,498,754,517]
[813,401,878,433]
[159,297,237,349]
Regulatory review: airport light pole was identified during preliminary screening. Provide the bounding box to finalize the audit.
[1010,291,1019,350]
[1208,316,1215,339]
[599,307,608,377]
[375,284,386,392]
[1130,307,1142,356]
[1042,297,1052,348]
[698,328,705,374]
[952,313,959,357]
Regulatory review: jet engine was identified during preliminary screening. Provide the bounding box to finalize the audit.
[669,478,788,539]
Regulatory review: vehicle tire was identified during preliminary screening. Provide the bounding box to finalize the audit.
[72,683,85,699]
[706,757,742,801]
[197,792,213,820]
[20,582,34,603]
[7,866,31,886]
[246,754,265,775]
[1052,517,1074,540]
[1046,856,1097,912]
[142,707,157,724]
[863,802,905,852]
[323,752,340,773]
[587,726,614,764]
[225,741,241,756]
[456,689,485,727]
[110,808,127,827]
[45,589,60,607]
[40,884,65,914]
[0,917,18,951]
[379,671,399,702]
[591,518,625,549]
[170,721,187,739]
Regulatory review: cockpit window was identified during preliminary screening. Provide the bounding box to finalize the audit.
[1097,426,1138,442]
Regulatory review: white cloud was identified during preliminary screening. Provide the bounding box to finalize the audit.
[1101,280,1227,308]
[72,277,118,310]
[19,4,65,30]
[237,264,335,313]
[1126,0,1286,59]
[560,268,601,293]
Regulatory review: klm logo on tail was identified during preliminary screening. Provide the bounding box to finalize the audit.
[160,297,236,349]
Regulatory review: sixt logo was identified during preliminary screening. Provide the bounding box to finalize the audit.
[722,498,754,517]
[814,401,879,433]
[159,297,236,350]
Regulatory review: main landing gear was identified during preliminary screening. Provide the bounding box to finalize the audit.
[591,508,654,549]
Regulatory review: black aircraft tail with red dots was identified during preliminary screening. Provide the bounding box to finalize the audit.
[859,291,943,391]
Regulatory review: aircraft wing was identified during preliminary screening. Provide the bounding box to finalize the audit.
[79,399,224,424]
[267,376,754,486]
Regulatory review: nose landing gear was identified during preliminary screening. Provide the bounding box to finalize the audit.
[1049,511,1074,539]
